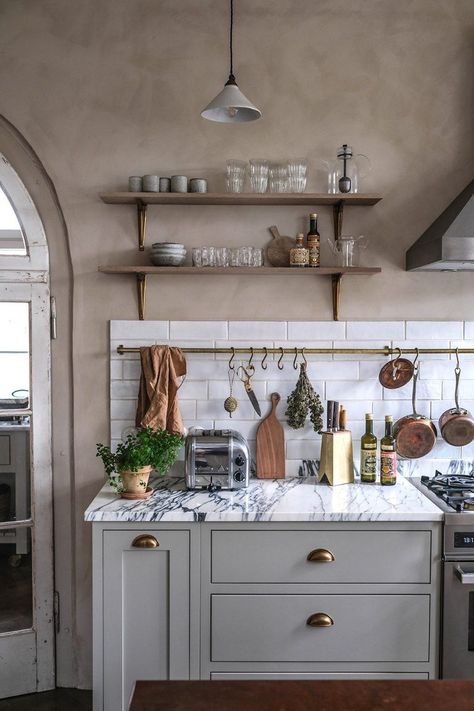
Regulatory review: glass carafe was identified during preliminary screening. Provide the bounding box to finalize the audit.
[319,145,371,194]
[326,235,368,267]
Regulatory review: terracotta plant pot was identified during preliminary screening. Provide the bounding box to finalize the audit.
[120,465,152,495]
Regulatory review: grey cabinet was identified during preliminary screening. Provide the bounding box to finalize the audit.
[92,520,441,708]
[93,525,200,711]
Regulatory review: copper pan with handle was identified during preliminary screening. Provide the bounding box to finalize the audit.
[393,361,437,459]
[439,353,474,447]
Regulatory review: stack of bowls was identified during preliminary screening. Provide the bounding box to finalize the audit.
[150,242,186,266]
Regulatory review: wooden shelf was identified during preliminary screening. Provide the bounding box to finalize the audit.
[98,265,381,321]
[99,192,382,251]
[100,192,382,206]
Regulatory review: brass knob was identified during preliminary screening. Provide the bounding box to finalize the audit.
[307,613,334,627]
[131,534,159,548]
[307,548,335,562]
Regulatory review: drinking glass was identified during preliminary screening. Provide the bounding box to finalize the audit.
[251,248,264,267]
[230,247,241,266]
[192,248,202,267]
[287,158,308,192]
[269,163,289,193]
[249,159,269,193]
[215,247,230,267]
[201,246,216,267]
[226,160,246,193]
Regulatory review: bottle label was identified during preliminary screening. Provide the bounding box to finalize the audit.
[308,243,320,267]
[380,450,397,484]
[361,448,376,481]
[290,248,309,266]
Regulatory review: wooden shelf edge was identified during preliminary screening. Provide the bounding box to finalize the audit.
[99,192,382,206]
[98,265,382,276]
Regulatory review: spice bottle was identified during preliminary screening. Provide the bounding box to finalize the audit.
[290,233,309,267]
[307,213,320,267]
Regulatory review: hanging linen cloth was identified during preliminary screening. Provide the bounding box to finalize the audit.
[135,345,187,435]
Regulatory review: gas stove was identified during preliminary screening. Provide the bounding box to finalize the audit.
[411,471,474,526]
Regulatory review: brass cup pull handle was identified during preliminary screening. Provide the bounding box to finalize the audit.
[307,548,335,562]
[132,534,159,549]
[307,612,334,627]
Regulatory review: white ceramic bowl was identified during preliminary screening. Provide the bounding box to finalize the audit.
[151,242,185,249]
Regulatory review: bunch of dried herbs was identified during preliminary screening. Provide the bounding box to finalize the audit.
[286,363,324,433]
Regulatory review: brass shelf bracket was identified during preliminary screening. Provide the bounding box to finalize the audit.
[332,201,344,240]
[136,272,147,320]
[331,274,342,321]
[137,201,147,251]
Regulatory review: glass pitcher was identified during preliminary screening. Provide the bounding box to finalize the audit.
[319,145,371,194]
[326,235,368,267]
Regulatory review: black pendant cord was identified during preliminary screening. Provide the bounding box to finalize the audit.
[226,0,236,85]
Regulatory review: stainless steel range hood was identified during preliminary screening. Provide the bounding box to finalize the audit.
[406,180,474,271]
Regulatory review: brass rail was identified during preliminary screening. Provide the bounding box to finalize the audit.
[116,345,474,356]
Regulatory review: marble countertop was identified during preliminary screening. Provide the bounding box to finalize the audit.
[84,474,443,523]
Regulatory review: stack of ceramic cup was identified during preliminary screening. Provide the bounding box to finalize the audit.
[150,242,186,266]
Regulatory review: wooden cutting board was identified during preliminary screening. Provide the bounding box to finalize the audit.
[256,392,285,478]
[265,226,295,267]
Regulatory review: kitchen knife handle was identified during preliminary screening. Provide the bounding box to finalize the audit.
[327,401,334,432]
[332,401,339,431]
[307,613,334,627]
[339,407,347,431]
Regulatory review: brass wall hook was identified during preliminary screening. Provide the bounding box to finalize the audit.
[261,347,268,370]
[228,347,236,371]
[277,347,285,370]
[301,348,307,367]
[248,347,254,369]
[293,347,299,370]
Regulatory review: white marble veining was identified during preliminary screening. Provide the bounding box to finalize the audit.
[84,473,443,523]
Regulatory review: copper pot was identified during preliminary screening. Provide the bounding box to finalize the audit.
[394,367,437,459]
[439,363,474,447]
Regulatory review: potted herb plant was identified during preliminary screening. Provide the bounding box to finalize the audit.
[96,427,183,498]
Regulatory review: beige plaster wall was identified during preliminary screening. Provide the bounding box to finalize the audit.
[0,0,473,687]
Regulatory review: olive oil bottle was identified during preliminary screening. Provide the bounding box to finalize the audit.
[307,213,320,267]
[360,413,377,483]
[380,415,397,486]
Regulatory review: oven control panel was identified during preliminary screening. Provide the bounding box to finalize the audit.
[454,532,474,548]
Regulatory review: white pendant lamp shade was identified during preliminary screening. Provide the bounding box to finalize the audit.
[201,0,261,124]
[201,77,261,123]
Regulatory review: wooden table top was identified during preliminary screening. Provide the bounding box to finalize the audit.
[129,679,474,711]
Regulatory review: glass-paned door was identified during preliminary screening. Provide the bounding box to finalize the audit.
[0,161,54,697]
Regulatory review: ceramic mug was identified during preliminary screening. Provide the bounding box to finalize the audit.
[190,178,208,193]
[128,176,143,192]
[171,175,188,193]
[142,174,160,192]
[159,177,171,192]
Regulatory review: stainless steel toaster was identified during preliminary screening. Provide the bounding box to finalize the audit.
[185,429,250,491]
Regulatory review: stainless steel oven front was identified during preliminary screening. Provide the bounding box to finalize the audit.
[443,522,474,678]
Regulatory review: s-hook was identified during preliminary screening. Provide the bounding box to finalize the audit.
[293,347,299,370]
[301,348,307,368]
[228,347,236,371]
[261,347,268,370]
[277,347,285,370]
[248,347,255,369]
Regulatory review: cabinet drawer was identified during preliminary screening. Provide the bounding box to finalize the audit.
[211,594,430,662]
[0,435,11,465]
[211,529,431,583]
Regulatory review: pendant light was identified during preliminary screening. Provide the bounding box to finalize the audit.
[201,0,261,123]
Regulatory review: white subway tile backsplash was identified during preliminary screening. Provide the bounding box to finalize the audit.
[406,321,463,340]
[170,320,227,340]
[110,319,474,472]
[305,361,359,381]
[465,323,474,339]
[383,380,442,400]
[110,360,122,380]
[179,380,208,400]
[326,380,382,401]
[110,320,169,340]
[228,321,287,340]
[288,322,346,341]
[346,321,405,341]
[110,380,140,399]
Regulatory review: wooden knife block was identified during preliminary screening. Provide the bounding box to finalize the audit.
[318,431,354,486]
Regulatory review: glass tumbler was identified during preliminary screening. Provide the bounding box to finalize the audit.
[215,247,230,267]
[201,246,216,267]
[230,248,241,267]
[269,163,289,193]
[192,248,202,267]
[251,248,264,267]
[287,158,308,192]
[249,159,269,193]
[226,160,246,193]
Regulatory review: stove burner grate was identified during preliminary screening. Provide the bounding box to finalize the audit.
[421,471,474,512]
